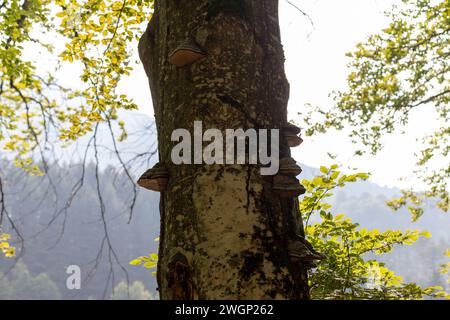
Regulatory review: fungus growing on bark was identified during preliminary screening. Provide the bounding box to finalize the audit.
[137,163,169,192]
[282,123,303,148]
[273,175,306,198]
[279,157,302,177]
[168,40,206,67]
[287,238,326,265]
[284,123,301,135]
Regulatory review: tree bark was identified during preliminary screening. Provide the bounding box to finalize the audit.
[139,0,310,300]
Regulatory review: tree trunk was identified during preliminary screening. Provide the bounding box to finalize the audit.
[139,0,310,300]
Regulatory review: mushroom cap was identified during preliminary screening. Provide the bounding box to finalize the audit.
[282,123,301,135]
[139,168,168,179]
[288,240,326,262]
[284,134,303,148]
[279,157,297,166]
[273,180,306,198]
[137,176,168,192]
[137,163,169,192]
[169,41,206,67]
[279,159,302,176]
[279,164,302,176]
[294,235,327,260]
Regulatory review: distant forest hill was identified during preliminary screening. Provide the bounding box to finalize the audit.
[0,154,449,298]
[0,159,160,299]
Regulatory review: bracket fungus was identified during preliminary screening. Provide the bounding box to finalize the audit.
[137,163,169,192]
[279,157,302,177]
[168,40,206,67]
[273,160,306,197]
[284,123,301,135]
[295,235,327,260]
[287,238,326,267]
[273,175,306,198]
[282,123,303,148]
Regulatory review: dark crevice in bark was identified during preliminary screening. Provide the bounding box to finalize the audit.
[217,94,261,128]
[167,252,194,299]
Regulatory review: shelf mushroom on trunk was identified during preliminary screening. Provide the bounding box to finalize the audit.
[279,157,302,177]
[273,175,306,198]
[273,157,306,198]
[168,39,206,67]
[282,123,303,148]
[288,236,326,269]
[137,163,169,192]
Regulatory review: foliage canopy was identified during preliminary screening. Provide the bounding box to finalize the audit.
[301,165,449,299]
[0,0,153,174]
[303,0,450,220]
[0,232,15,257]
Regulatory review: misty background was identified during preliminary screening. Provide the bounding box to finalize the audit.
[0,113,448,300]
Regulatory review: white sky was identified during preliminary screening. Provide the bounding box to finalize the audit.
[280,0,440,189]
[29,0,440,189]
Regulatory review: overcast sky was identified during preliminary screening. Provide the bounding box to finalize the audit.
[33,0,440,189]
